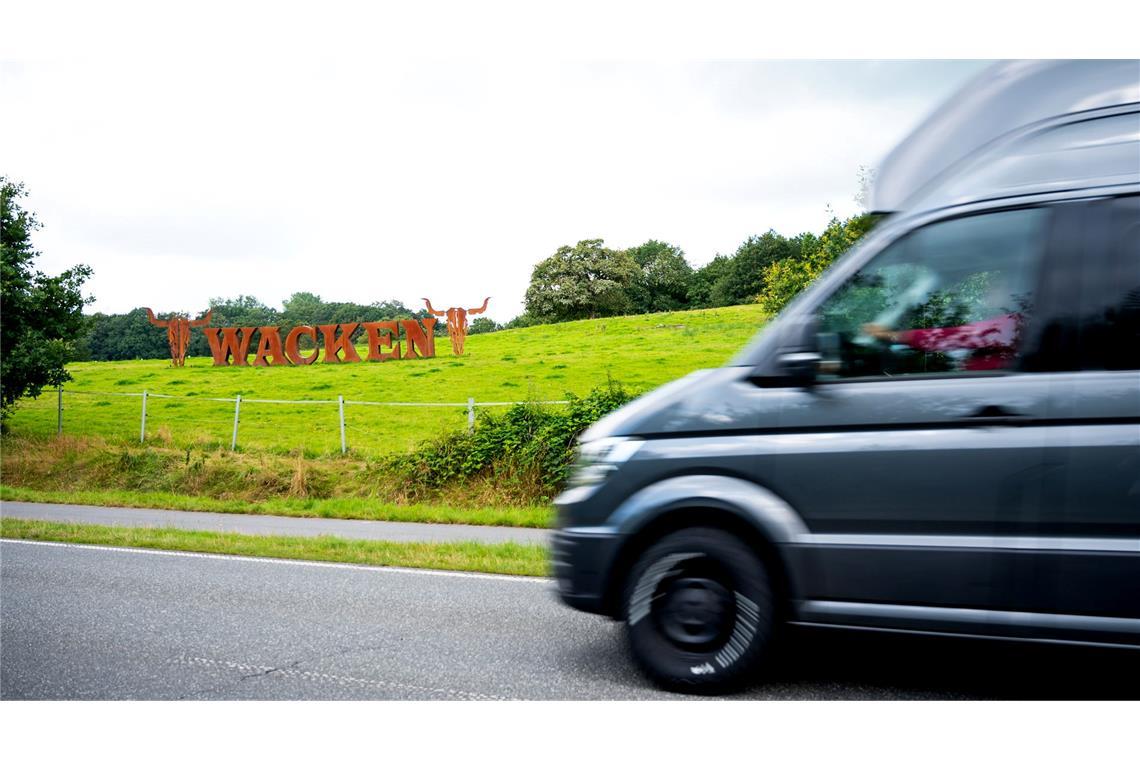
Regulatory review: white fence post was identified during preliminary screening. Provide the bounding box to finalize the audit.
[140,389,148,442]
[467,397,475,433]
[57,386,63,435]
[231,394,242,451]
[338,395,347,454]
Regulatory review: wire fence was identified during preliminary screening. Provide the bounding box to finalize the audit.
[47,388,569,455]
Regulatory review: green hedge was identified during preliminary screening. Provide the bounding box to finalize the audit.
[382,384,634,501]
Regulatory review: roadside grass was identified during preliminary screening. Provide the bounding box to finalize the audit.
[0,518,550,577]
[0,485,554,528]
[5,304,767,456]
[0,435,556,527]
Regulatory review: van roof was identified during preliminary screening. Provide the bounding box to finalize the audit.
[870,60,1140,215]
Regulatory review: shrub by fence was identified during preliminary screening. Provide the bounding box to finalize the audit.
[381,384,635,502]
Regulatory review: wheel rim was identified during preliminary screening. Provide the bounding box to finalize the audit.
[652,566,735,651]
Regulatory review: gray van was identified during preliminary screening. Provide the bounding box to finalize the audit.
[552,60,1140,693]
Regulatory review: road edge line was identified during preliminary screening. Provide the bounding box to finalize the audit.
[0,538,552,584]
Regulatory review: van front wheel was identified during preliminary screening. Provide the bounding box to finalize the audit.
[623,527,774,694]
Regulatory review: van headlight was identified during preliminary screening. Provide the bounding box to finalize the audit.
[567,437,644,488]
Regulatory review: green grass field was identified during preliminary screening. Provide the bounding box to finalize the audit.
[8,305,767,456]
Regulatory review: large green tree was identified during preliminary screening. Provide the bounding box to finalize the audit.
[687,254,732,309]
[1,177,92,422]
[625,240,694,314]
[709,231,799,306]
[524,239,639,322]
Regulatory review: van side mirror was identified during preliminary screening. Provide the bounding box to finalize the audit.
[775,351,821,386]
[748,316,821,388]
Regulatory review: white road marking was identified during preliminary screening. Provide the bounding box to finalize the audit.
[169,656,510,700]
[0,538,551,584]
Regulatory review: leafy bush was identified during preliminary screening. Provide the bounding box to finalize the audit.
[382,383,635,502]
[756,214,877,316]
[468,317,500,334]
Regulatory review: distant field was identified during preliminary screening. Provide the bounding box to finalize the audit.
[9,305,768,455]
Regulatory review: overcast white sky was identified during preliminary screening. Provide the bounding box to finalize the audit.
[2,59,992,322]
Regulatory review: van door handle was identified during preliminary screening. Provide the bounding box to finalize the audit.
[963,405,1028,421]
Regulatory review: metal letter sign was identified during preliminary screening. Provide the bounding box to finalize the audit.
[145,308,454,366]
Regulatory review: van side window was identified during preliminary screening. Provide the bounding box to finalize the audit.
[816,208,1049,380]
[1026,196,1140,371]
[1079,196,1140,370]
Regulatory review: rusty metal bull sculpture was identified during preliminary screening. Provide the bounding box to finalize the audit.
[422,297,490,356]
[146,308,212,367]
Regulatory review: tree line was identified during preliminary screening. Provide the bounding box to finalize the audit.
[515,213,875,327]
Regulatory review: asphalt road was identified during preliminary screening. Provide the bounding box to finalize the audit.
[3,539,1137,700]
[0,501,549,545]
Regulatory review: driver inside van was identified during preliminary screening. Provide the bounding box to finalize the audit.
[861,311,1021,370]
[860,270,1025,371]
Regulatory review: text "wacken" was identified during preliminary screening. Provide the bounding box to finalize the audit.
[205,319,438,366]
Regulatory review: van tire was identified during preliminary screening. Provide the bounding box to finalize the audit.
[623,527,774,694]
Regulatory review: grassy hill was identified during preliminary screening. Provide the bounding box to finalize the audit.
[8,304,768,456]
